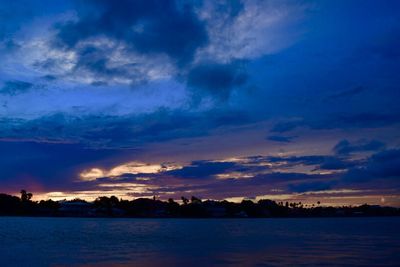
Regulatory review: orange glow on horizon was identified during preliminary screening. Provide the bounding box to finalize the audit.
[21,189,400,207]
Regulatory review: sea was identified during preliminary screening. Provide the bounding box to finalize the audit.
[0,217,399,266]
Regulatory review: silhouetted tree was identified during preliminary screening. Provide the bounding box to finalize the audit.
[94,196,120,216]
[166,198,180,216]
[181,196,189,205]
[38,199,59,215]
[191,196,202,204]
[20,190,33,202]
[0,194,21,215]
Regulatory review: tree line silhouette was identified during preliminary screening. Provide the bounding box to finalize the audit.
[0,190,399,218]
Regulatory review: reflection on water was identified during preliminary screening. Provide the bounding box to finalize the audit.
[0,217,399,266]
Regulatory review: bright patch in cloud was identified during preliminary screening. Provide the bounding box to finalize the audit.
[80,161,182,181]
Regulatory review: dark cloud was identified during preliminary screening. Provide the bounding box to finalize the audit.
[344,149,400,183]
[106,165,337,198]
[0,108,254,148]
[157,154,354,183]
[366,149,400,178]
[333,139,386,155]
[0,140,132,191]
[288,181,335,193]
[77,109,249,146]
[265,154,357,171]
[166,160,238,179]
[0,39,20,51]
[73,45,130,79]
[187,61,248,98]
[318,157,355,170]
[45,0,253,95]
[251,172,332,184]
[270,121,303,133]
[0,80,33,95]
[310,113,400,130]
[54,0,208,66]
[125,150,400,197]
[41,75,57,81]
[0,111,199,148]
[266,135,296,143]
[271,112,400,135]
[268,155,329,166]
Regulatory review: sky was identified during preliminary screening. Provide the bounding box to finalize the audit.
[0,0,399,206]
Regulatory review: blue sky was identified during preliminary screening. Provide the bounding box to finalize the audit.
[0,0,399,206]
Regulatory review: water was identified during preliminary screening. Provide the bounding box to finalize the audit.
[0,217,399,267]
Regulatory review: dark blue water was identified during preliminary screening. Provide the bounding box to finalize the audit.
[0,217,399,266]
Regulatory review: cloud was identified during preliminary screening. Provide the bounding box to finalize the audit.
[0,108,254,148]
[80,161,180,181]
[0,140,132,191]
[30,33,178,85]
[268,155,328,166]
[92,150,400,198]
[266,135,296,143]
[196,0,307,63]
[187,61,248,98]
[17,0,306,92]
[270,112,400,134]
[265,154,357,171]
[157,155,347,182]
[270,121,303,133]
[165,160,238,179]
[311,113,400,130]
[0,0,309,110]
[50,0,209,86]
[344,149,400,183]
[95,159,338,199]
[288,181,335,193]
[318,157,354,171]
[0,80,33,95]
[55,0,208,64]
[0,111,201,148]
[333,139,386,155]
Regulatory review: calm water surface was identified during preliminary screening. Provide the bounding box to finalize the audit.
[0,217,399,266]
